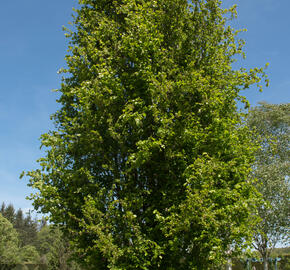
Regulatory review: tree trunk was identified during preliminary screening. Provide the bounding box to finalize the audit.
[263,256,268,270]
[225,258,232,270]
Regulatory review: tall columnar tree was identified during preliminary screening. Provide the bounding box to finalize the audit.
[26,0,267,269]
[248,103,290,270]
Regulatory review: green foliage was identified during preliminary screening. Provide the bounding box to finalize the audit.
[26,0,267,269]
[0,213,20,266]
[19,245,40,265]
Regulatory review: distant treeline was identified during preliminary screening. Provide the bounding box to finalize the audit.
[0,202,82,269]
[0,203,38,248]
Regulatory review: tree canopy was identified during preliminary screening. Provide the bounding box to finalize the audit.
[26,0,267,269]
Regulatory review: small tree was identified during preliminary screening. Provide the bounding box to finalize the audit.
[0,203,16,225]
[248,102,290,270]
[26,0,267,269]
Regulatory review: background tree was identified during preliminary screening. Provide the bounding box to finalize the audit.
[0,203,82,269]
[14,208,25,245]
[36,224,81,270]
[19,245,40,265]
[21,211,38,246]
[247,102,290,270]
[26,0,267,269]
[0,203,16,225]
[0,213,20,267]
[0,203,38,247]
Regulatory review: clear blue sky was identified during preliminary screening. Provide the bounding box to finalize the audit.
[0,0,289,213]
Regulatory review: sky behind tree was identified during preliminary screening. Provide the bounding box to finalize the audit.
[0,0,289,213]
